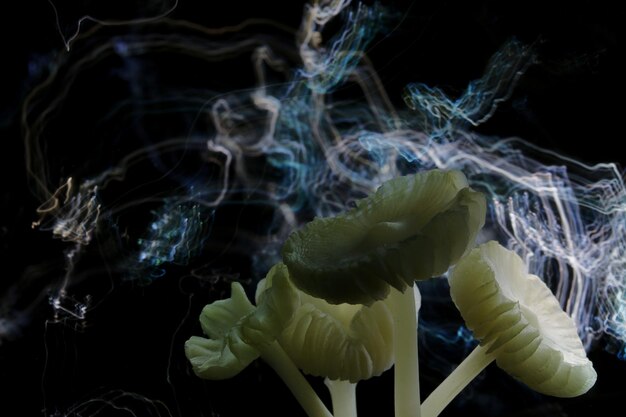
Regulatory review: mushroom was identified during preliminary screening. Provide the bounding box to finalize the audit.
[282,169,486,417]
[185,264,332,417]
[422,241,597,417]
[259,263,402,417]
[282,169,486,305]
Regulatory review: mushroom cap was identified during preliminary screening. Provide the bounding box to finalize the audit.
[258,263,396,382]
[185,264,299,380]
[185,282,260,379]
[449,241,597,397]
[283,169,486,305]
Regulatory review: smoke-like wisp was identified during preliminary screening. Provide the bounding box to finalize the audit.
[8,0,625,402]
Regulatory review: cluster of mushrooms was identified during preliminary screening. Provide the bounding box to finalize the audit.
[185,169,596,417]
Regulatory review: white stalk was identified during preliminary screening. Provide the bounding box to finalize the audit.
[325,378,358,417]
[388,284,421,417]
[421,343,495,417]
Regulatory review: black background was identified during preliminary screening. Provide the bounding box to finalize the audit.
[1,1,623,416]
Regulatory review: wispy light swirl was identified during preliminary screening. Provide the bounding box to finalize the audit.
[13,0,625,359]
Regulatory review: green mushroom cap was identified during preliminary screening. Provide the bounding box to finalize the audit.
[184,263,298,380]
[449,241,597,397]
[283,169,486,305]
[260,265,396,382]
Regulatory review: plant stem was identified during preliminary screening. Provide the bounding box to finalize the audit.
[258,341,333,417]
[389,284,421,417]
[325,378,358,417]
[421,343,496,417]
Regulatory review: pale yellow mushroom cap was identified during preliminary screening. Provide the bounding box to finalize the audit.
[184,264,298,379]
[449,241,597,397]
[283,169,486,305]
[258,263,396,382]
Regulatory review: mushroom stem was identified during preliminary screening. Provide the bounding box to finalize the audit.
[388,284,421,417]
[421,343,496,417]
[257,341,333,417]
[325,378,358,417]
